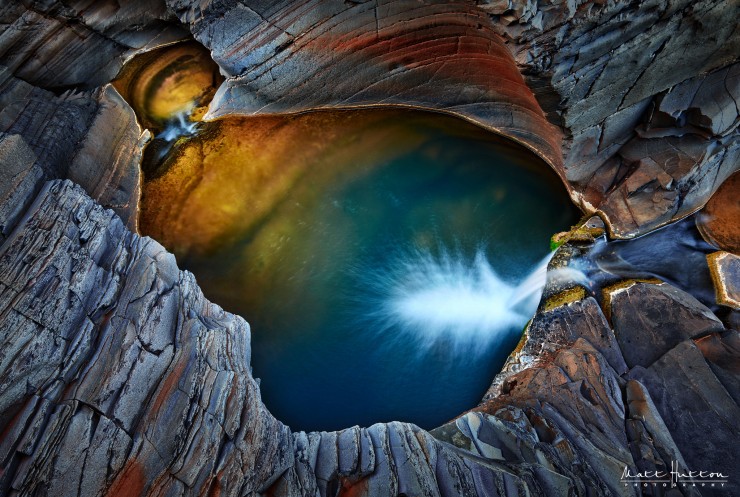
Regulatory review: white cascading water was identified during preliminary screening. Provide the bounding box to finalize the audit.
[358,247,556,353]
[158,110,198,142]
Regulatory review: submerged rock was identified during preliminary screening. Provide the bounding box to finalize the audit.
[113,42,224,130]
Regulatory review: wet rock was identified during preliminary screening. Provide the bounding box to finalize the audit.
[488,296,628,389]
[694,331,740,404]
[0,180,291,496]
[0,1,187,89]
[707,251,740,309]
[588,216,720,310]
[112,42,224,130]
[628,339,739,494]
[0,1,738,496]
[165,0,566,177]
[67,86,148,231]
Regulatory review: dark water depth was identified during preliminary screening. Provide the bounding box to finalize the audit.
[160,114,580,431]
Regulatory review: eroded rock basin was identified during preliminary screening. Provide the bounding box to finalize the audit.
[140,109,579,431]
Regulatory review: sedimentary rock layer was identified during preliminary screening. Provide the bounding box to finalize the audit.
[0,180,291,496]
[0,1,187,89]
[165,0,566,177]
[0,68,147,230]
[485,0,740,237]
[113,42,224,129]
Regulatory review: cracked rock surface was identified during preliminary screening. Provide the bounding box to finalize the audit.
[486,0,739,237]
[0,1,738,496]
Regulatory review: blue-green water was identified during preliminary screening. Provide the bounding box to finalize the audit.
[180,114,579,431]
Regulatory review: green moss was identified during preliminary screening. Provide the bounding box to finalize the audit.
[544,286,587,311]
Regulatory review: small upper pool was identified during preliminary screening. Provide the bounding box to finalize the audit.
[138,108,580,431]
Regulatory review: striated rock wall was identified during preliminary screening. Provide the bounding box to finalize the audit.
[483,0,740,237]
[0,0,187,89]
[0,180,291,496]
[164,0,567,179]
[0,68,147,231]
[1,178,737,496]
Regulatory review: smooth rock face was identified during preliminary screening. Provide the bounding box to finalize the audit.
[605,281,724,368]
[0,1,738,497]
[165,0,566,177]
[628,338,740,491]
[137,108,578,431]
[113,42,224,130]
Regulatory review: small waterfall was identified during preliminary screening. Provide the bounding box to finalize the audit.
[147,110,200,164]
[158,110,198,142]
[357,247,555,353]
[506,253,552,313]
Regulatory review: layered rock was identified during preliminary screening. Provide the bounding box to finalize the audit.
[0,181,737,495]
[0,179,599,496]
[0,0,187,89]
[0,180,291,496]
[485,0,740,237]
[697,171,740,254]
[113,42,224,130]
[0,68,147,230]
[165,0,566,178]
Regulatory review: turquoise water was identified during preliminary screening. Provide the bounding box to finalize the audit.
[182,117,579,431]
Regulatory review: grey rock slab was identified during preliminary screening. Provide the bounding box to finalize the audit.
[606,281,725,368]
[489,0,740,237]
[694,330,740,405]
[0,180,292,496]
[628,340,739,495]
[68,85,148,231]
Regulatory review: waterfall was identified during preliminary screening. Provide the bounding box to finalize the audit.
[158,110,198,142]
[357,247,555,353]
[506,254,552,313]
